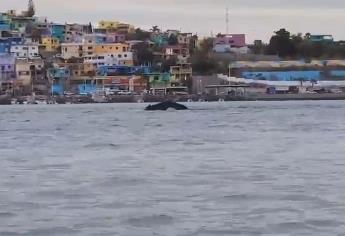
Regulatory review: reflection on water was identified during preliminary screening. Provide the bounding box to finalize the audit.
[1,101,345,235]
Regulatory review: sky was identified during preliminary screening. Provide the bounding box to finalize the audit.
[2,0,345,43]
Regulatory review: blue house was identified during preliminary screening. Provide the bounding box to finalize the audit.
[97,65,151,76]
[51,24,65,42]
[48,68,71,95]
[0,37,24,54]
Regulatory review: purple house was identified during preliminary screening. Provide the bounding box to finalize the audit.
[214,34,246,48]
[106,33,126,43]
[0,55,16,81]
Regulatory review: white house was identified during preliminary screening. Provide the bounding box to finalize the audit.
[10,44,40,59]
[84,52,133,66]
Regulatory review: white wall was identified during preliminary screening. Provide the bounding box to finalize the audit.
[10,44,39,59]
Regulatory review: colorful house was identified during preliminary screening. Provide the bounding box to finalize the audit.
[0,14,11,31]
[10,43,40,59]
[309,35,334,43]
[51,24,65,42]
[146,72,172,88]
[98,20,134,34]
[213,34,247,53]
[0,55,16,81]
[15,58,44,86]
[47,67,70,95]
[97,65,151,76]
[0,37,24,54]
[41,36,60,51]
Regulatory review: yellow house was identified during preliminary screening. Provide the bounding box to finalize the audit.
[98,20,120,29]
[98,20,135,33]
[94,43,129,54]
[41,36,60,52]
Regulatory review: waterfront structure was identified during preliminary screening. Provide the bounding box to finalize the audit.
[0,55,15,81]
[129,76,148,93]
[146,72,172,90]
[170,63,192,86]
[47,67,70,95]
[15,58,44,86]
[0,55,16,93]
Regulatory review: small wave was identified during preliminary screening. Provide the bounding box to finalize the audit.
[0,212,16,218]
[125,214,174,227]
[83,143,120,149]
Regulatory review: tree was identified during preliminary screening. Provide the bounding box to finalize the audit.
[161,57,177,72]
[133,42,154,65]
[126,28,151,41]
[198,38,214,54]
[168,34,178,45]
[150,25,160,33]
[266,28,295,57]
[251,40,266,54]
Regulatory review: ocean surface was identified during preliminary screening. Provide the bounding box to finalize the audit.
[1,101,345,236]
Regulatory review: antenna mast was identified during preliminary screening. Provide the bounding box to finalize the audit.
[226,6,229,34]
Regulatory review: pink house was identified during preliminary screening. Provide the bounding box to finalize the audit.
[214,34,246,48]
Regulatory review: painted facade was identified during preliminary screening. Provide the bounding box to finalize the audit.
[213,34,247,53]
[98,20,134,34]
[0,37,24,54]
[51,24,65,42]
[15,58,44,85]
[41,36,60,51]
[0,55,15,81]
[10,43,39,58]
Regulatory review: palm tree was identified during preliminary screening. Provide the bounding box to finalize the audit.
[150,26,160,33]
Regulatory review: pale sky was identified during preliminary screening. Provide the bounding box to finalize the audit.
[2,0,345,43]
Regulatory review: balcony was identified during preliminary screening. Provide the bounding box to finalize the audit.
[170,67,192,75]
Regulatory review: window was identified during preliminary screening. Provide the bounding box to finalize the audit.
[123,47,126,51]
[88,46,92,50]
[116,47,118,50]
[118,54,122,58]
[32,47,35,50]
[124,54,127,57]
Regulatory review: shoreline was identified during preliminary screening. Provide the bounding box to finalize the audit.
[2,93,345,105]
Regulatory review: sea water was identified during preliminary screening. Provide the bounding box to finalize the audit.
[1,101,345,235]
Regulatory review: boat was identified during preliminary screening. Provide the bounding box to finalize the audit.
[145,101,188,111]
